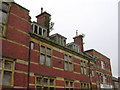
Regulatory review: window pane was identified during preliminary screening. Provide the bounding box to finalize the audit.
[0,11,2,24]
[83,61,86,66]
[38,27,42,35]
[43,78,48,85]
[40,46,46,53]
[81,83,83,87]
[64,62,68,70]
[34,25,38,34]
[68,56,72,62]
[80,61,83,66]
[65,81,69,87]
[84,68,86,75]
[50,79,54,86]
[40,54,45,65]
[36,77,43,85]
[64,55,68,61]
[2,11,7,24]
[4,60,13,70]
[92,71,94,77]
[46,48,51,55]
[70,82,73,87]
[2,2,9,12]
[81,67,84,74]
[69,63,73,71]
[46,56,51,66]
[0,59,2,68]
[0,25,3,34]
[31,42,34,49]
[84,83,86,88]
[3,71,12,86]
[43,29,46,36]
[87,84,89,88]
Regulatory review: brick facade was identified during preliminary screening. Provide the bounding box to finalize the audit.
[0,1,113,90]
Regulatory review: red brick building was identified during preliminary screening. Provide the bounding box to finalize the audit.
[0,1,113,90]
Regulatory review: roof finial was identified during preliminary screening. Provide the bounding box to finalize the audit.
[76,30,78,36]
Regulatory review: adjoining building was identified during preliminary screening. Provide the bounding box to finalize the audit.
[0,1,113,90]
[112,77,119,90]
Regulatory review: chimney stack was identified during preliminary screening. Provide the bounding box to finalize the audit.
[73,33,84,52]
[36,8,51,36]
[36,9,51,29]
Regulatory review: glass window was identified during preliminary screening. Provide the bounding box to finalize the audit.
[81,67,84,74]
[64,55,68,61]
[3,71,12,86]
[50,79,54,86]
[81,83,83,87]
[63,39,66,46]
[70,82,73,87]
[43,78,48,85]
[40,46,46,53]
[2,2,9,12]
[83,61,86,66]
[40,54,45,65]
[69,63,72,71]
[92,70,94,77]
[87,84,89,88]
[46,48,51,55]
[43,29,46,36]
[84,68,86,75]
[58,37,61,44]
[80,61,83,66]
[31,42,34,49]
[84,83,86,88]
[64,55,73,71]
[2,11,7,24]
[36,77,43,85]
[68,56,72,62]
[34,25,38,34]
[101,61,104,69]
[65,81,69,87]
[0,25,3,34]
[46,56,51,66]
[38,27,42,35]
[0,59,2,68]
[4,60,13,70]
[65,62,68,70]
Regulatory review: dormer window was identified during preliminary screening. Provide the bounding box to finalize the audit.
[31,23,47,37]
[67,43,80,53]
[50,33,67,46]
[0,2,9,36]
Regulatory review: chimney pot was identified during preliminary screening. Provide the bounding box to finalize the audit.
[41,7,43,14]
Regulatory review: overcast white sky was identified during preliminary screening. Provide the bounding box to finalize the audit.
[14,0,119,77]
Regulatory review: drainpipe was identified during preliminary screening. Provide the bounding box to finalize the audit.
[88,60,92,90]
[27,41,31,90]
